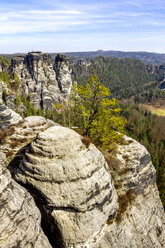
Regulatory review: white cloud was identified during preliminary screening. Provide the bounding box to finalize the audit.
[0,0,165,52]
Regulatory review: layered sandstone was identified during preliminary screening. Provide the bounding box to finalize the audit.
[15,126,118,247]
[14,127,165,248]
[0,152,52,248]
[9,52,72,110]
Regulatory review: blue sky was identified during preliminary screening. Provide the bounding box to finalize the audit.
[0,0,165,53]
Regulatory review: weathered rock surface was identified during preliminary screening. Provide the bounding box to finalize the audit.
[9,52,72,110]
[54,54,72,100]
[0,112,57,162]
[14,128,165,248]
[92,135,165,248]
[0,151,52,248]
[15,126,118,248]
[0,101,23,129]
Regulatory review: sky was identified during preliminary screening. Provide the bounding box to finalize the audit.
[0,0,165,53]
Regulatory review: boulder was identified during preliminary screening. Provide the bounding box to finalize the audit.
[15,126,118,247]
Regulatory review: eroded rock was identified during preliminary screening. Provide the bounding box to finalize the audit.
[0,152,52,248]
[99,135,165,248]
[9,52,72,110]
[0,102,23,129]
[54,54,72,100]
[15,126,118,247]
[0,113,57,162]
[14,129,165,248]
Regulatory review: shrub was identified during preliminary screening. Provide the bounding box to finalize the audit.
[81,136,91,148]
[116,189,135,222]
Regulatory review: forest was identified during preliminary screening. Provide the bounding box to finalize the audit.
[121,104,165,206]
[71,56,165,103]
[0,54,165,207]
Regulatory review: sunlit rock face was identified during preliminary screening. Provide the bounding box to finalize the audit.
[9,52,72,110]
[0,152,52,248]
[94,135,165,248]
[14,127,165,248]
[0,101,23,129]
[0,114,57,166]
[54,53,73,100]
[15,126,118,248]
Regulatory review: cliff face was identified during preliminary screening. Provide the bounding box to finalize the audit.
[0,102,22,129]
[0,106,165,247]
[15,126,118,247]
[54,54,72,100]
[0,85,23,128]
[12,126,165,248]
[0,152,52,248]
[2,52,72,111]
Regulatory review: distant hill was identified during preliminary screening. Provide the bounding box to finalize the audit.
[2,50,165,66]
[71,56,164,100]
[51,50,165,66]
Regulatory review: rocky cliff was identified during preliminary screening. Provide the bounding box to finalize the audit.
[0,151,52,248]
[0,52,72,112]
[10,125,165,248]
[0,108,165,247]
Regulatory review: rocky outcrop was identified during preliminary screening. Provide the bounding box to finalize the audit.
[0,151,52,248]
[96,135,165,248]
[15,126,118,248]
[54,54,72,100]
[0,101,23,129]
[0,114,56,162]
[9,52,72,110]
[14,127,165,248]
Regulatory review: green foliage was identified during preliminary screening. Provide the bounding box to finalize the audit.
[13,72,20,90]
[121,104,165,208]
[0,56,10,68]
[14,94,21,106]
[73,75,126,148]
[21,95,45,117]
[54,75,126,149]
[0,71,20,91]
[71,57,162,100]
[0,72,11,88]
[2,88,8,104]
[21,95,37,117]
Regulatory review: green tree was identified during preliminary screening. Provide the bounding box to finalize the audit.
[71,75,126,149]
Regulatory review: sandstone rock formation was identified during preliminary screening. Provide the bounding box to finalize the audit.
[9,52,72,110]
[54,54,72,100]
[0,151,52,248]
[14,127,165,248]
[0,100,23,129]
[96,135,165,248]
[0,111,56,162]
[15,126,118,248]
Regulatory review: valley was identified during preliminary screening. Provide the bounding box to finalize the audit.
[140,104,165,117]
[0,51,165,247]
